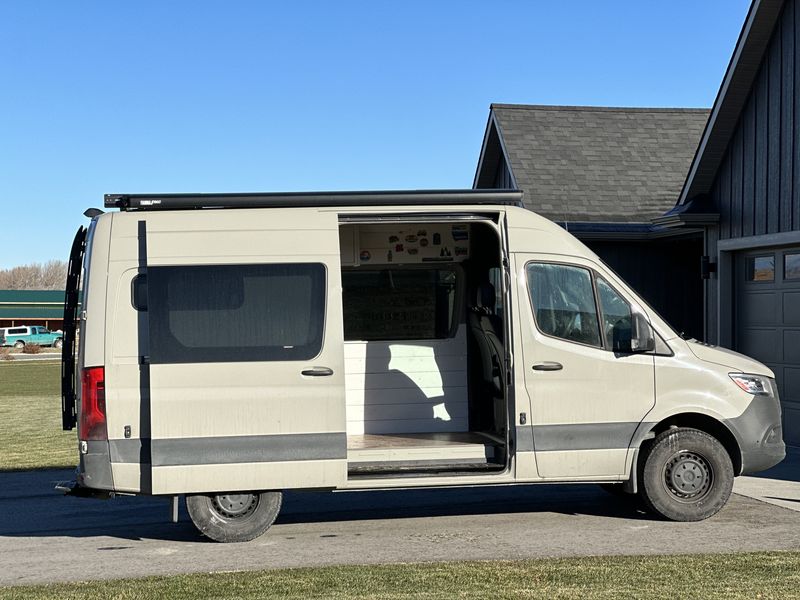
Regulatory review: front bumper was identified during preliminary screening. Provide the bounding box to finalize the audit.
[740,441,786,475]
[724,388,786,475]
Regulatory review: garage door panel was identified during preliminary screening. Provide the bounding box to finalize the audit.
[784,367,800,402]
[738,328,780,363]
[784,292,800,324]
[783,407,800,446]
[785,331,800,363]
[740,292,778,325]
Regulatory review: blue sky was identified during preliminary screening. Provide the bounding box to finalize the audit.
[0,1,750,268]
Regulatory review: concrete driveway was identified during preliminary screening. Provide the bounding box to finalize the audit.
[3,462,800,587]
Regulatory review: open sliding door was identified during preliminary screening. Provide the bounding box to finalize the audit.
[141,209,346,495]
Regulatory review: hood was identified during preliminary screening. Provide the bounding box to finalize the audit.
[685,340,775,378]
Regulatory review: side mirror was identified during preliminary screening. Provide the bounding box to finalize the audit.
[630,310,655,353]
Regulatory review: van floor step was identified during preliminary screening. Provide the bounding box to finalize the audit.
[347,460,504,478]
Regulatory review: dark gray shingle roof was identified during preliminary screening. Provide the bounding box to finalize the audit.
[479,104,710,223]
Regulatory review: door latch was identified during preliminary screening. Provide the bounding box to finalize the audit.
[519,412,527,425]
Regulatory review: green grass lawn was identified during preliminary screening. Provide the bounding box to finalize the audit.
[0,360,76,470]
[3,552,800,599]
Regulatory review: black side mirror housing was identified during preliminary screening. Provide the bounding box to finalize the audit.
[630,311,656,353]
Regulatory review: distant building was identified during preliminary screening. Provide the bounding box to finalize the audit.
[0,290,65,330]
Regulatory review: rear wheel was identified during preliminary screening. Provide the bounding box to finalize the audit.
[639,427,733,521]
[186,490,282,542]
[13,341,23,349]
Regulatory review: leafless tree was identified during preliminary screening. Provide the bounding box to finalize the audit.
[0,260,68,290]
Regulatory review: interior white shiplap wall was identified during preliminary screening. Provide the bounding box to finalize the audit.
[344,326,469,434]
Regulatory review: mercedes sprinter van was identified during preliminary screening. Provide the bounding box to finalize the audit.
[59,190,785,542]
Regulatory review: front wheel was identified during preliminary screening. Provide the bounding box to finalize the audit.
[53,338,63,349]
[639,427,733,521]
[186,490,282,542]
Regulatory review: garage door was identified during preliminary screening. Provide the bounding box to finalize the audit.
[736,248,800,445]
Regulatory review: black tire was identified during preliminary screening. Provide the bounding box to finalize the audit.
[13,341,24,349]
[53,338,63,349]
[186,490,282,543]
[639,427,733,521]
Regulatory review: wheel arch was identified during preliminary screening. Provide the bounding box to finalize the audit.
[641,412,742,476]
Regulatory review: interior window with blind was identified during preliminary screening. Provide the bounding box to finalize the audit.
[526,262,602,347]
[342,268,459,341]
[145,263,326,364]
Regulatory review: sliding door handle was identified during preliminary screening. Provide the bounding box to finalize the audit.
[532,361,563,372]
[301,366,334,377]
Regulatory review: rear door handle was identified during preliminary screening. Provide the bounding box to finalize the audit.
[301,367,334,377]
[532,361,563,371]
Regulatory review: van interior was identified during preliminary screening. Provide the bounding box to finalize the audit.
[339,216,509,478]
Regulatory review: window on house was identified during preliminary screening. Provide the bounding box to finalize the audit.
[785,253,800,280]
[746,255,775,282]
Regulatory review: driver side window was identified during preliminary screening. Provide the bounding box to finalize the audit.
[596,277,633,352]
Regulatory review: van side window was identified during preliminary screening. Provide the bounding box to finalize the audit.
[596,277,633,352]
[146,263,326,364]
[526,263,601,347]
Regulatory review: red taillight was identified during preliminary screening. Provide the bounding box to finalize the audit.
[79,366,107,441]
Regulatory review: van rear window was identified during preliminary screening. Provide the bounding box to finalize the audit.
[145,263,326,364]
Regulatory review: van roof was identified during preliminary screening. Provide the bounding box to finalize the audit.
[104,189,524,212]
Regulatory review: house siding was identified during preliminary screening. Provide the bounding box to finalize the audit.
[706,0,800,342]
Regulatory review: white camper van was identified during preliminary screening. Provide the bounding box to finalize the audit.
[59,190,785,542]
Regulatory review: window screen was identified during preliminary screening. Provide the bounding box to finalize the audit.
[526,263,601,347]
[342,268,458,340]
[146,263,326,364]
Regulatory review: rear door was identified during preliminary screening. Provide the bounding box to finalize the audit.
[142,209,346,495]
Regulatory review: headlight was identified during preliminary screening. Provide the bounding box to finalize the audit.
[729,373,773,396]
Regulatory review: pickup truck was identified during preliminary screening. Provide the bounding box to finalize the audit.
[0,326,63,348]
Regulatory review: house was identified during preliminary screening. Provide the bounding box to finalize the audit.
[474,0,800,444]
[473,104,710,340]
[676,0,800,443]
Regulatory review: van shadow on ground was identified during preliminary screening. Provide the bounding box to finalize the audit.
[0,468,651,543]
[748,445,800,483]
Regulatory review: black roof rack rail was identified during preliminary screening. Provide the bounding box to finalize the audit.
[104,189,524,211]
